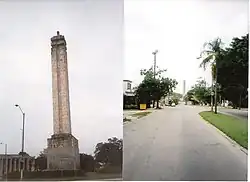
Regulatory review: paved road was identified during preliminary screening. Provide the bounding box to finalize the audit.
[123,104,248,181]
[218,107,248,120]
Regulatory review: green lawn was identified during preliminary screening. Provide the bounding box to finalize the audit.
[199,111,248,149]
[131,111,152,118]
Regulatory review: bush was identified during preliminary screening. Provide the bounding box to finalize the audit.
[96,165,122,174]
[124,104,138,110]
[172,98,179,105]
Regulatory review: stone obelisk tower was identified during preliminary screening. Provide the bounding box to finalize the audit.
[45,31,80,170]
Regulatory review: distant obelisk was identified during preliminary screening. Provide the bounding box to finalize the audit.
[45,31,80,170]
[183,80,186,101]
[183,80,186,96]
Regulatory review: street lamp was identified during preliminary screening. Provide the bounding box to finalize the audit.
[152,50,158,108]
[0,143,7,181]
[152,49,158,79]
[15,104,25,180]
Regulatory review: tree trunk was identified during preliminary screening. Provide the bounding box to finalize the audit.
[147,102,151,109]
[156,100,159,109]
[239,93,242,110]
[214,63,218,114]
[211,77,214,112]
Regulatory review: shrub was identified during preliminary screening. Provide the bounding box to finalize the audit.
[96,165,122,174]
[124,104,138,110]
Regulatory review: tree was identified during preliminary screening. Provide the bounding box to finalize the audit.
[136,67,178,109]
[134,77,157,108]
[217,34,248,109]
[198,37,224,113]
[35,152,47,171]
[80,153,95,172]
[94,137,122,168]
[185,79,211,105]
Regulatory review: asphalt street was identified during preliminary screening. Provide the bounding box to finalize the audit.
[123,104,248,181]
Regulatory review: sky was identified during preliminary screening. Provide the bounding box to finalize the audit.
[0,0,123,156]
[124,0,248,94]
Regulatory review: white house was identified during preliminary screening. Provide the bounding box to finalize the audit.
[123,80,135,96]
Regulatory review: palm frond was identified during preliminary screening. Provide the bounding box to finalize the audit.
[199,54,214,70]
[199,50,214,58]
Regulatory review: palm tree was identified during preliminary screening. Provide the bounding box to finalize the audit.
[197,37,224,114]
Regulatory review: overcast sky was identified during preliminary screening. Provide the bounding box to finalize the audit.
[0,0,123,156]
[124,0,248,94]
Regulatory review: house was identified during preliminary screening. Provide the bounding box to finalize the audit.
[123,80,136,109]
[123,80,135,96]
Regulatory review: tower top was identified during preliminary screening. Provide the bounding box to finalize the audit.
[51,31,66,47]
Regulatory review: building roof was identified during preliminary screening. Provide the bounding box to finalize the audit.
[0,153,34,158]
[124,91,135,97]
[123,80,132,83]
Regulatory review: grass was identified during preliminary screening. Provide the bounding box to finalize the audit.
[131,111,152,119]
[199,111,248,149]
[123,117,131,122]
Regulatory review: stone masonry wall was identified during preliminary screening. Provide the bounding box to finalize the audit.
[51,34,72,134]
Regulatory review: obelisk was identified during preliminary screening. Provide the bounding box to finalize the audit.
[46,31,80,170]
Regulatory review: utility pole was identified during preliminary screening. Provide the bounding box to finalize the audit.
[152,50,158,79]
[152,50,158,108]
[15,104,25,181]
[214,59,219,114]
[214,69,218,113]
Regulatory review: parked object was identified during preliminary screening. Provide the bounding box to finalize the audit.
[139,104,147,110]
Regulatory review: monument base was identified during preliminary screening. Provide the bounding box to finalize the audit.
[45,133,80,170]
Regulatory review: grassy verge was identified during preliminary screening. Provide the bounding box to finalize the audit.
[131,111,151,119]
[199,111,248,149]
[123,117,132,122]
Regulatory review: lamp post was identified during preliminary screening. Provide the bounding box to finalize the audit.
[211,91,214,111]
[152,50,158,108]
[0,143,7,181]
[152,50,158,79]
[15,104,25,180]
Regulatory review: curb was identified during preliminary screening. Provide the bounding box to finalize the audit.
[123,109,157,126]
[199,114,248,155]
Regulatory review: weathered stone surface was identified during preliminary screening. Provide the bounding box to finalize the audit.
[46,134,80,170]
[46,31,80,170]
[51,32,71,134]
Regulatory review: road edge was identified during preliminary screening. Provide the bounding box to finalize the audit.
[123,109,158,126]
[199,114,248,155]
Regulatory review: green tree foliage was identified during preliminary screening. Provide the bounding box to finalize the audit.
[123,94,137,109]
[185,79,211,105]
[135,67,178,108]
[94,137,122,168]
[198,37,224,81]
[217,34,248,108]
[80,153,95,172]
[198,34,248,109]
[172,92,183,99]
[35,152,47,171]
